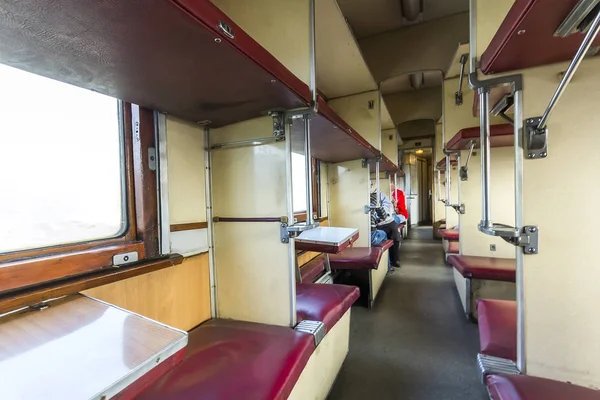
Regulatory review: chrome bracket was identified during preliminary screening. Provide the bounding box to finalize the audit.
[280,222,319,243]
[448,203,466,215]
[112,251,139,267]
[295,320,326,346]
[218,21,235,39]
[269,112,285,137]
[478,223,539,254]
[459,166,469,181]
[148,147,157,171]
[525,117,548,159]
[477,354,521,384]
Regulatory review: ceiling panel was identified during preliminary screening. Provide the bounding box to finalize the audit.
[381,71,443,95]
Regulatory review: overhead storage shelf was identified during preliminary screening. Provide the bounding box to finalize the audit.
[480,0,600,75]
[0,0,310,128]
[436,155,458,171]
[446,124,514,151]
[291,97,384,164]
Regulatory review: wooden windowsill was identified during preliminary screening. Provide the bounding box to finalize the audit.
[0,254,183,316]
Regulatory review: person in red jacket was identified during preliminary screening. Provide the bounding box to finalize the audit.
[391,182,409,224]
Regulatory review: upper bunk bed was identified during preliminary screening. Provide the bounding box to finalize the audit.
[480,0,600,75]
[436,155,458,171]
[446,124,514,150]
[0,0,386,167]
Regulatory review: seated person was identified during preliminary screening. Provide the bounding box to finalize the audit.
[370,182,401,270]
[391,182,409,226]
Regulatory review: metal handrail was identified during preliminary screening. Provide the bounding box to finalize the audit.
[455,54,468,105]
[537,10,600,130]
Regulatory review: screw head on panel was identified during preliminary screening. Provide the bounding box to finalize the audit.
[517,30,526,35]
[528,227,537,233]
[214,38,222,43]
[540,152,547,157]
[528,153,535,158]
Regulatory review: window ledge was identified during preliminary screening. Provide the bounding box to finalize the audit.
[0,254,184,316]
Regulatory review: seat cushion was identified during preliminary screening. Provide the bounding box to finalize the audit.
[477,300,517,361]
[137,319,314,400]
[486,374,600,400]
[329,247,383,270]
[447,241,459,254]
[374,239,394,252]
[448,255,516,282]
[439,229,460,241]
[300,255,325,283]
[296,283,360,331]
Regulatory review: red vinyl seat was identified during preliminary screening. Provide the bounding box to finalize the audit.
[486,374,600,400]
[374,239,394,251]
[439,229,460,241]
[137,319,314,400]
[300,255,326,283]
[477,299,517,361]
[329,247,384,270]
[296,283,360,331]
[448,255,516,282]
[447,241,459,255]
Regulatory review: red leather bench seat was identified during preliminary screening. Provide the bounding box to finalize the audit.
[447,241,459,254]
[137,319,314,400]
[486,374,600,400]
[448,255,516,282]
[439,229,460,241]
[329,247,384,270]
[374,239,394,251]
[296,283,360,331]
[477,299,517,361]
[300,255,325,283]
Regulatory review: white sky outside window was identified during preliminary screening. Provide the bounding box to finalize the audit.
[292,153,307,212]
[0,64,124,253]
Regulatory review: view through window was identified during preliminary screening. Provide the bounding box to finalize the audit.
[292,153,307,212]
[0,64,125,253]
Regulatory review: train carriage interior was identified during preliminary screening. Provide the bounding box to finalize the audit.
[1,0,600,399]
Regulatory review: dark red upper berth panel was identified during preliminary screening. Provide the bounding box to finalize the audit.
[436,155,458,171]
[0,0,308,128]
[446,124,514,151]
[481,0,600,74]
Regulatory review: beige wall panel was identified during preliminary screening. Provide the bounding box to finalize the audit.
[384,87,442,127]
[460,149,515,258]
[521,59,600,387]
[211,117,287,218]
[382,101,395,130]
[474,0,600,387]
[316,0,376,98]
[211,116,292,326]
[445,166,460,229]
[166,117,206,225]
[359,13,469,82]
[328,91,381,150]
[382,128,398,165]
[214,222,290,326]
[288,311,351,400]
[329,160,370,247]
[371,251,389,303]
[210,0,309,85]
[83,254,211,331]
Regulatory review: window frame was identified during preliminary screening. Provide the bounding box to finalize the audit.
[293,158,321,222]
[0,102,159,293]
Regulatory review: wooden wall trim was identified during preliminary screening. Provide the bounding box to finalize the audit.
[170,222,208,232]
[0,255,183,316]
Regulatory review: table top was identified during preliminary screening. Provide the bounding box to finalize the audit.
[296,226,359,246]
[0,294,187,400]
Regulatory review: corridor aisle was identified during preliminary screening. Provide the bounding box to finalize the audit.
[329,226,488,400]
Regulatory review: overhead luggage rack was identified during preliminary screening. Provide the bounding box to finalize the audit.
[446,124,514,151]
[0,0,312,128]
[436,155,458,171]
[480,0,600,75]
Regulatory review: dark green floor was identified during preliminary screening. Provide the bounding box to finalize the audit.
[328,226,488,400]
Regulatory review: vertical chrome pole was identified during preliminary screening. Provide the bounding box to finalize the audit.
[304,115,314,225]
[513,89,526,372]
[445,156,451,204]
[326,163,332,224]
[155,112,170,256]
[479,87,492,229]
[437,169,443,202]
[456,152,462,206]
[469,0,477,74]
[204,127,218,318]
[285,115,297,327]
[309,0,317,109]
[376,160,381,206]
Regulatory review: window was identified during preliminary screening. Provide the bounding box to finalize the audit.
[0,64,125,254]
[292,153,307,213]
